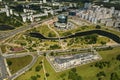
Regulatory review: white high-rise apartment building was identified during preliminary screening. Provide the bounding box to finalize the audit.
[43,0,46,3]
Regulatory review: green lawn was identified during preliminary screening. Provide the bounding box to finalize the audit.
[0,45,7,53]
[55,25,96,37]
[76,47,120,80]
[15,56,44,80]
[45,47,120,80]
[34,25,57,37]
[52,25,120,38]
[7,55,33,74]
[101,27,120,37]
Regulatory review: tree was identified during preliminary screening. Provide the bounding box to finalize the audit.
[96,25,101,29]
[101,41,106,45]
[43,53,46,56]
[46,73,50,77]
[110,72,119,80]
[84,34,98,44]
[116,54,120,61]
[71,68,76,73]
[96,71,106,78]
[35,65,42,72]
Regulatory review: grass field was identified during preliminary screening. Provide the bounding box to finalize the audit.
[7,55,33,74]
[0,45,7,53]
[16,56,44,80]
[52,25,120,38]
[44,47,120,80]
[54,25,96,37]
[16,47,120,80]
[34,25,57,37]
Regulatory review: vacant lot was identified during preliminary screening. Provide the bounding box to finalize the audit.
[7,55,33,74]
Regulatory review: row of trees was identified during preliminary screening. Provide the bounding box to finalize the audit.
[31,74,41,80]
[68,68,82,80]
[96,71,120,80]
[95,61,111,69]
[0,13,22,28]
[49,44,61,50]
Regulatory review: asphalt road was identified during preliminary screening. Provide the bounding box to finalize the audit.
[9,55,38,80]
[0,17,52,42]
[0,49,8,80]
[0,22,38,42]
[1,44,120,80]
[0,16,54,80]
[0,15,120,80]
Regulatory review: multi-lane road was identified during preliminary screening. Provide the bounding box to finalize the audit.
[0,48,9,80]
[2,52,39,80]
[0,22,38,42]
[0,15,120,80]
[7,53,38,80]
[0,17,54,42]
[1,44,120,80]
[0,17,53,80]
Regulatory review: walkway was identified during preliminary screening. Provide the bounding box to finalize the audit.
[47,24,65,50]
[42,59,48,80]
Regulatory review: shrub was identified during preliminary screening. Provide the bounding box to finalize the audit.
[31,76,37,80]
[7,60,12,66]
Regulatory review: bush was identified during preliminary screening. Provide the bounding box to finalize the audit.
[7,60,12,66]
[49,44,61,50]
[50,52,54,56]
[95,61,110,69]
[43,53,46,56]
[110,72,119,80]
[48,32,55,37]
[68,68,82,80]
[31,76,37,80]
[36,74,41,78]
[84,34,98,44]
[96,25,101,29]
[71,68,76,73]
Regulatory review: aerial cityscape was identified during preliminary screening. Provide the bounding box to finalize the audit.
[0,0,120,80]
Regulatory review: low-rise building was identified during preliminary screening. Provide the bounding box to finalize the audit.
[53,53,100,70]
[106,20,114,27]
[114,21,120,28]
